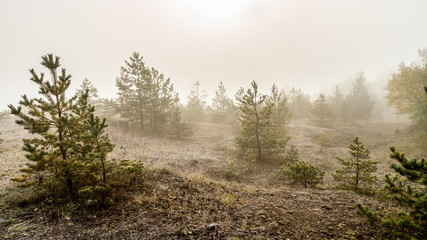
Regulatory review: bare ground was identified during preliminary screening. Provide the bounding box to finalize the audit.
[0,117,406,239]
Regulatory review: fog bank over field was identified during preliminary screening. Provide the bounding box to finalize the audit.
[1,0,427,112]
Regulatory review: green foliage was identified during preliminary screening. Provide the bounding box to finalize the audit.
[289,88,311,119]
[0,132,3,145]
[332,137,378,190]
[278,160,325,188]
[357,147,427,239]
[109,159,145,186]
[385,50,427,155]
[8,54,117,205]
[214,159,246,181]
[235,81,289,163]
[284,145,299,163]
[116,52,180,136]
[269,84,291,136]
[76,78,99,105]
[329,85,350,126]
[95,98,118,119]
[386,49,427,120]
[314,133,333,153]
[186,80,207,122]
[167,105,192,139]
[346,72,375,120]
[211,81,236,123]
[311,93,333,124]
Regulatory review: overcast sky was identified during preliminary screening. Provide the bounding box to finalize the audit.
[1,0,427,110]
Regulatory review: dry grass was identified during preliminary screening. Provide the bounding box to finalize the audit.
[0,114,413,239]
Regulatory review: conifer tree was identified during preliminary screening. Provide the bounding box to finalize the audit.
[289,87,311,119]
[8,54,114,202]
[116,52,180,136]
[186,80,207,122]
[347,72,375,120]
[235,81,288,163]
[76,78,99,105]
[145,67,179,135]
[284,145,299,163]
[314,133,333,153]
[357,147,427,239]
[332,137,377,190]
[167,105,192,139]
[311,93,333,124]
[269,84,291,136]
[116,52,148,132]
[329,85,349,125]
[211,81,235,123]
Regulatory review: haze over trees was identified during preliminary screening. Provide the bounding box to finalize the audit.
[186,80,207,122]
[269,84,291,136]
[211,81,236,123]
[76,78,99,105]
[346,72,375,121]
[115,52,183,137]
[328,85,349,125]
[288,88,311,119]
[235,81,289,163]
[311,93,333,125]
[2,1,427,238]
[385,49,427,154]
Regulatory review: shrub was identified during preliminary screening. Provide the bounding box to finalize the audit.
[278,160,325,188]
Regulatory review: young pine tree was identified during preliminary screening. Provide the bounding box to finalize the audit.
[332,137,377,190]
[289,88,312,119]
[76,78,99,105]
[347,72,375,120]
[167,105,192,139]
[8,54,114,202]
[278,160,325,188]
[284,145,299,163]
[329,85,349,126]
[116,53,180,136]
[235,81,288,163]
[186,80,207,122]
[311,93,333,125]
[269,84,291,136]
[211,81,235,123]
[357,147,427,239]
[314,133,333,153]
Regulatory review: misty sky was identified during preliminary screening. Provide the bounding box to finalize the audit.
[1,0,427,110]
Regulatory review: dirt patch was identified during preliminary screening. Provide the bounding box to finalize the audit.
[0,168,383,239]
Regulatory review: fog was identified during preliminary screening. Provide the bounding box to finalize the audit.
[2,1,427,238]
[1,0,427,110]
